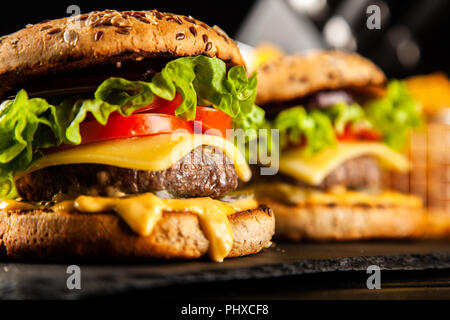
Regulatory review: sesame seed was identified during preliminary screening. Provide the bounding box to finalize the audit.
[135,16,151,24]
[85,14,99,27]
[47,28,62,35]
[111,15,128,27]
[78,14,89,21]
[189,26,197,37]
[176,33,185,40]
[213,25,230,43]
[99,15,113,26]
[183,16,197,25]
[39,25,52,31]
[115,28,130,35]
[200,22,209,29]
[166,17,181,24]
[63,29,79,45]
[94,31,103,41]
[131,11,146,18]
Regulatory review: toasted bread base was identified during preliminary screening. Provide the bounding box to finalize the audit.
[421,210,450,239]
[0,206,274,260]
[264,198,425,241]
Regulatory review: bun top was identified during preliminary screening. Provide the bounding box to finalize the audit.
[0,9,244,96]
[255,51,386,105]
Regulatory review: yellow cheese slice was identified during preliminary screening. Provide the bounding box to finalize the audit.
[279,142,410,186]
[16,133,251,182]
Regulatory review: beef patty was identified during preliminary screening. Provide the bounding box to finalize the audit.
[16,145,238,201]
[251,155,381,190]
[316,155,381,190]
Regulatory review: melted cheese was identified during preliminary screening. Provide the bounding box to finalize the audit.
[0,200,37,211]
[73,194,257,262]
[0,194,259,262]
[253,183,422,208]
[279,142,410,185]
[16,133,251,182]
[228,198,259,212]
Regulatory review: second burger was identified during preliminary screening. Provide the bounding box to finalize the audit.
[253,50,424,241]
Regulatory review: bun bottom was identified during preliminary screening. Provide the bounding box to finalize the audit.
[264,199,425,241]
[0,206,274,260]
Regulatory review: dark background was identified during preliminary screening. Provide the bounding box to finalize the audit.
[0,0,449,78]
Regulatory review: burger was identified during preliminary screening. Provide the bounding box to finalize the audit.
[0,10,275,262]
[252,51,424,241]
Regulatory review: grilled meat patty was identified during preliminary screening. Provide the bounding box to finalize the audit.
[16,145,238,201]
[316,155,381,190]
[251,155,381,190]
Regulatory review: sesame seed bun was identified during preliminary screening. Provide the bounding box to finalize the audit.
[255,50,386,105]
[0,206,274,260]
[0,9,244,97]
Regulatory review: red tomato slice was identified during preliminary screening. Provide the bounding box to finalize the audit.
[337,125,382,142]
[51,93,232,152]
[146,94,232,138]
[98,93,232,137]
[193,107,232,138]
[45,112,225,153]
[79,114,195,145]
[354,129,382,141]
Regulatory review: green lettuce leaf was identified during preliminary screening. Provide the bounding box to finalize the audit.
[0,56,259,199]
[231,103,272,162]
[273,103,368,155]
[274,106,336,155]
[324,102,366,134]
[148,55,257,120]
[271,80,422,155]
[0,91,62,198]
[366,80,422,151]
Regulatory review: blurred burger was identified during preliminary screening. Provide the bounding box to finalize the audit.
[0,10,274,262]
[253,51,424,241]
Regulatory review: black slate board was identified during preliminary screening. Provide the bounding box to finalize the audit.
[1,240,450,299]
